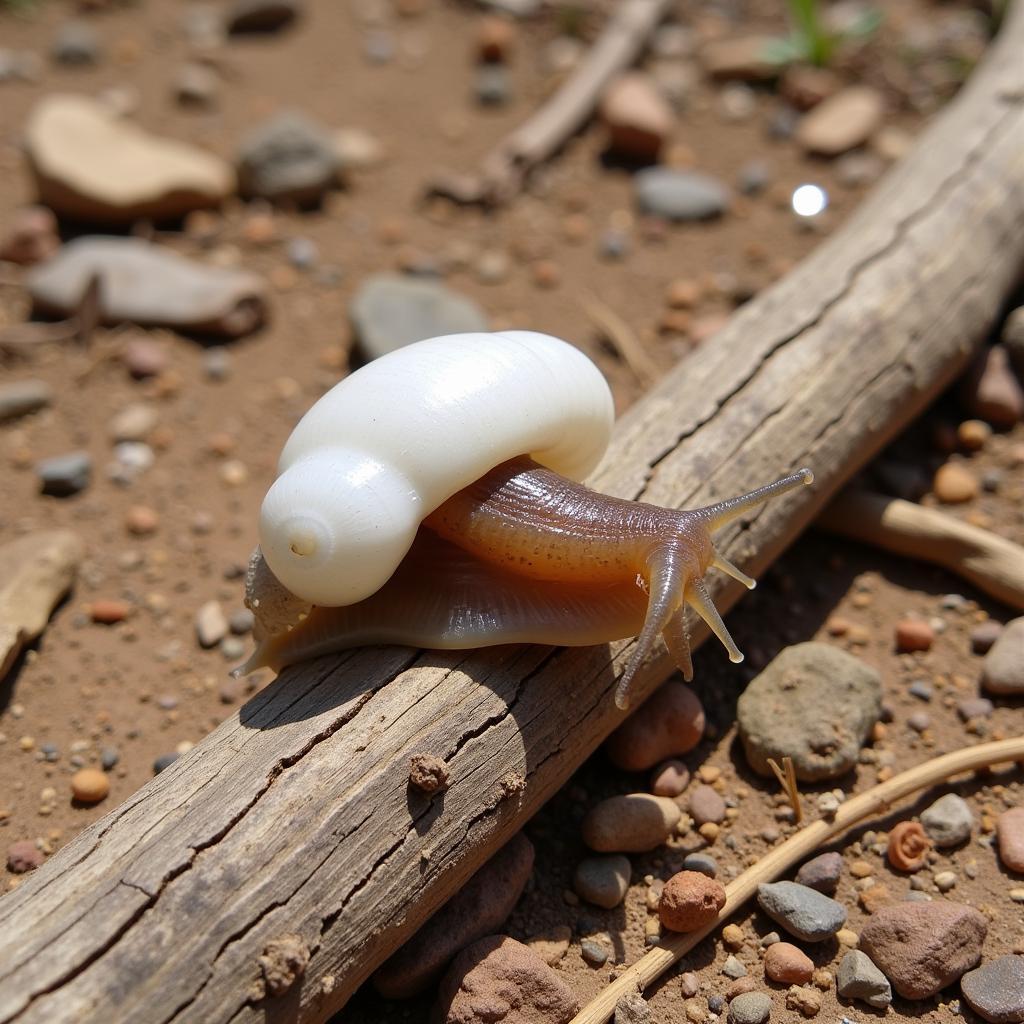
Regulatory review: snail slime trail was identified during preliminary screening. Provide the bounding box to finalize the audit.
[241,331,813,709]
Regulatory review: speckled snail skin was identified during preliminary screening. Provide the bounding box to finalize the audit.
[240,331,813,709]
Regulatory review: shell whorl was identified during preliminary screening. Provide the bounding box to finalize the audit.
[258,331,615,607]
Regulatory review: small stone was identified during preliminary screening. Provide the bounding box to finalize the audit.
[153,752,179,774]
[682,852,718,879]
[574,855,631,909]
[960,955,1024,1024]
[650,759,690,797]
[908,680,933,701]
[37,452,92,497]
[659,871,726,932]
[7,840,43,873]
[728,991,771,1024]
[634,168,730,222]
[680,972,700,997]
[0,380,53,424]
[933,462,979,504]
[174,62,219,107]
[582,794,681,853]
[785,985,821,1017]
[700,36,777,81]
[764,942,813,984]
[580,938,609,967]
[756,881,846,942]
[958,696,994,721]
[795,851,842,894]
[122,338,168,379]
[933,870,957,892]
[959,419,993,451]
[333,127,385,172]
[614,991,650,1024]
[796,86,884,156]
[0,207,60,266]
[408,753,449,794]
[998,807,1024,873]
[100,747,119,770]
[600,72,674,162]
[722,955,746,979]
[908,710,931,733]
[895,618,934,653]
[475,15,516,62]
[971,620,1003,654]
[606,681,704,771]
[961,345,1024,428]
[195,600,228,648]
[689,785,726,826]
[90,599,130,625]
[109,403,158,443]
[983,618,1024,695]
[71,768,109,803]
[722,924,744,949]
[921,793,973,847]
[52,21,101,66]
[475,65,511,106]
[737,159,770,195]
[858,901,987,999]
[225,0,299,33]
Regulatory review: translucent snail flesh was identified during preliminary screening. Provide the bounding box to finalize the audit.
[242,330,812,709]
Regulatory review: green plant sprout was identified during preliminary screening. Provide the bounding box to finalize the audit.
[765,0,882,68]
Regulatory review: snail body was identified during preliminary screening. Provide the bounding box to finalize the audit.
[244,331,812,708]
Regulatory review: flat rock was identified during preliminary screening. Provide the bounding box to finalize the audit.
[921,793,974,848]
[635,168,730,221]
[27,237,267,338]
[960,956,1024,1024]
[599,72,674,162]
[25,94,233,224]
[0,380,52,423]
[729,991,772,1024]
[982,617,1024,695]
[573,854,631,909]
[998,807,1024,873]
[756,881,846,942]
[374,833,534,998]
[437,935,577,1024]
[349,273,488,361]
[237,111,340,205]
[858,900,987,999]
[606,680,704,771]
[794,851,842,894]
[836,949,892,1008]
[796,86,884,156]
[582,794,680,853]
[738,642,881,782]
[37,452,91,497]
[0,531,83,681]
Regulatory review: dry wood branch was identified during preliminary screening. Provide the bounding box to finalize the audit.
[817,488,1024,610]
[571,735,1024,1024]
[427,0,672,205]
[1,6,1024,1023]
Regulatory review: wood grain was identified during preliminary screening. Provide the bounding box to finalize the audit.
[1,5,1023,1021]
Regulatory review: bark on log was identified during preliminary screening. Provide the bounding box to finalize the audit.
[2,7,1024,1022]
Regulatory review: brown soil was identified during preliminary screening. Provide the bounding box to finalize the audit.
[0,1,1019,1023]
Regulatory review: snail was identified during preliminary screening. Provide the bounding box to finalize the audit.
[239,330,812,709]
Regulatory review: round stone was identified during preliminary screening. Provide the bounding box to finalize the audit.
[659,871,727,932]
[71,768,110,804]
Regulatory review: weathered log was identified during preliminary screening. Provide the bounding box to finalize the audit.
[2,5,1024,1022]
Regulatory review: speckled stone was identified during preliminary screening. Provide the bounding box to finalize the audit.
[960,956,1024,1023]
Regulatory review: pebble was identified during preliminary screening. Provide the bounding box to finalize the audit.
[605,681,704,771]
[580,937,609,967]
[764,942,813,984]
[196,600,228,648]
[785,986,821,1017]
[998,807,1024,873]
[174,62,219,107]
[982,618,1024,695]
[634,168,730,222]
[756,881,847,942]
[933,462,979,503]
[475,15,516,63]
[7,840,43,873]
[737,159,770,196]
[659,871,726,932]
[0,207,60,266]
[51,20,101,65]
[237,111,341,205]
[614,991,651,1024]
[436,936,578,1024]
[796,86,884,156]
[858,901,987,999]
[959,419,992,451]
[0,380,53,424]
[737,642,881,782]
[28,237,267,338]
[37,452,92,497]
[333,127,385,172]
[921,793,974,847]
[349,273,488,362]
[90,599,130,625]
[374,833,533,998]
[225,0,300,33]
[728,991,772,1024]
[933,870,957,892]
[700,36,777,81]
[837,949,896,1006]
[722,924,744,949]
[682,852,718,878]
[960,955,1024,1024]
[153,752,179,774]
[573,854,631,909]
[689,785,726,826]
[71,768,109,804]
[794,851,842,894]
[25,94,231,223]
[109,403,158,444]
[895,618,934,653]
[599,72,674,162]
[100,747,119,770]
[907,710,930,733]
[582,794,681,853]
[474,65,511,106]
[958,696,994,720]
[722,955,746,979]
[961,345,1023,428]
[122,338,168,379]
[650,759,690,797]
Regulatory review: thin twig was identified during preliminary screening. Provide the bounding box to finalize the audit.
[766,755,803,826]
[570,736,1024,1024]
[582,294,660,388]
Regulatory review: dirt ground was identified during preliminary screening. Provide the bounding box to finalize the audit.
[0,0,1020,1022]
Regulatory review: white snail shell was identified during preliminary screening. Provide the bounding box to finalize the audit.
[258,331,614,607]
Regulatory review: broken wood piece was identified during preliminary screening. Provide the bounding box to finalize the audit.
[817,489,1024,610]
[1,4,1023,1021]
[427,0,673,205]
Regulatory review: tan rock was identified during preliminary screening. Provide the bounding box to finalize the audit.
[582,793,681,853]
[700,36,778,81]
[600,72,674,162]
[764,942,813,984]
[998,806,1024,872]
[796,86,885,156]
[605,680,705,771]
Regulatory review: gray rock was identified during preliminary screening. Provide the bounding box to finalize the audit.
[614,991,651,1024]
[737,159,770,195]
[738,642,882,782]
[958,696,994,721]
[0,380,52,423]
[729,991,771,1024]
[794,851,842,895]
[52,21,100,66]
[237,112,340,205]
[581,937,609,966]
[722,954,747,978]
[37,452,91,497]
[836,950,892,1008]
[574,855,631,909]
[961,955,1024,1024]
[225,0,300,33]
[27,237,267,338]
[350,273,488,361]
[682,852,718,878]
[475,64,511,106]
[921,793,974,848]
[982,617,1024,695]
[756,881,847,942]
[153,752,179,774]
[634,168,730,221]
